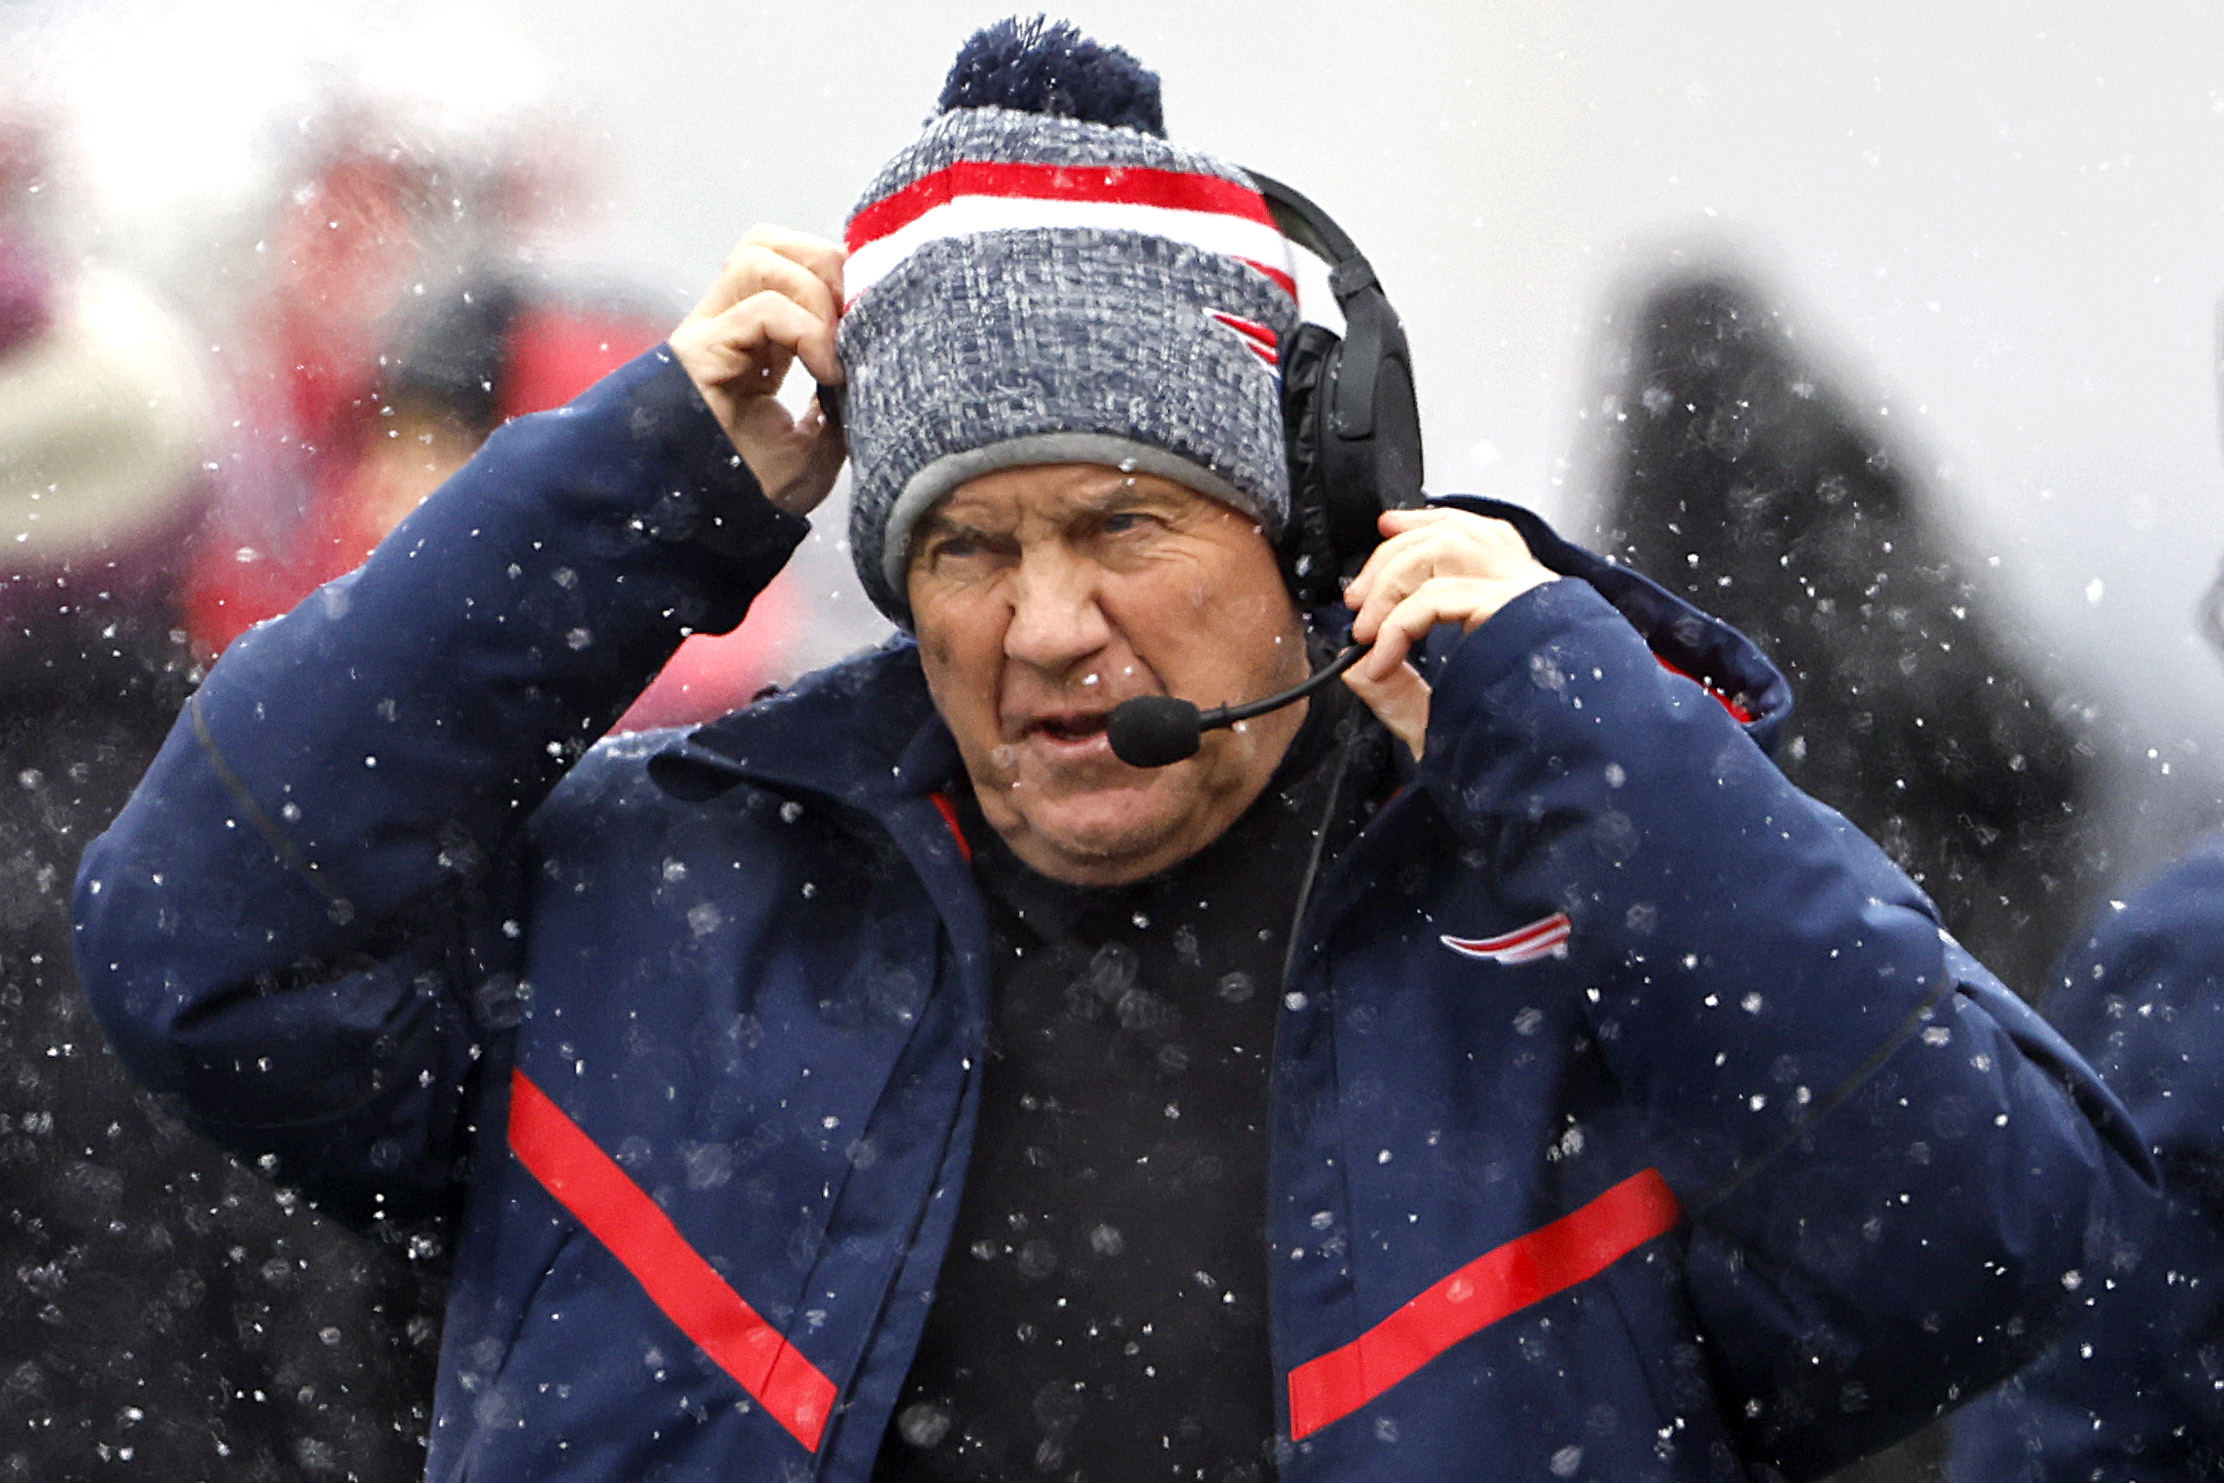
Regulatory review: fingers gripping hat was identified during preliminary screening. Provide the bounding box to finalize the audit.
[839,17,1300,625]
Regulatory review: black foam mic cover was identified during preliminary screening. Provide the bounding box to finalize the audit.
[1105,644,1365,769]
[1106,696,1205,767]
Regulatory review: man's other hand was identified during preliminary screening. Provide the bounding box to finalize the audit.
[669,225,847,517]
[1341,508,1557,759]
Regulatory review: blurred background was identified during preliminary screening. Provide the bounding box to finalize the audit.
[13,0,2207,865]
[2,0,2222,1478]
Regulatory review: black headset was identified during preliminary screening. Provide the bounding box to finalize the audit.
[1245,170,1428,608]
[814,171,1425,611]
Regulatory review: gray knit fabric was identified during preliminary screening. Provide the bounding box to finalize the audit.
[839,105,1297,625]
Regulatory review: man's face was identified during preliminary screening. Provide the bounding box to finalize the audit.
[907,463,1311,886]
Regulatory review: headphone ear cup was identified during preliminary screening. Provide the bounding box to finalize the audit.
[1314,349,1408,592]
[1277,321,1345,609]
[1246,168,1426,605]
[1354,347,1424,516]
[1281,314,1425,607]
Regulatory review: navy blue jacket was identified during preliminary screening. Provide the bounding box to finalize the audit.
[76,348,2155,1483]
[1950,834,2224,1481]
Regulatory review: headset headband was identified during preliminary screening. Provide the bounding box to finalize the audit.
[1244,169,1426,604]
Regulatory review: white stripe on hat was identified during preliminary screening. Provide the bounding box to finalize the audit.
[845,195,1297,307]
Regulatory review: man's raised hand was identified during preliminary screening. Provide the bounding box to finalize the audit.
[668,225,847,517]
[1340,507,1558,759]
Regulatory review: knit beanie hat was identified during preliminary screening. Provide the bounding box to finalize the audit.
[838,17,1300,626]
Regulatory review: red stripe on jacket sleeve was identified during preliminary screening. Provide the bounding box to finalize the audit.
[507,1068,838,1451]
[1286,1167,1681,1440]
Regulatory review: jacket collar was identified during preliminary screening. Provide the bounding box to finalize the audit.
[647,635,961,811]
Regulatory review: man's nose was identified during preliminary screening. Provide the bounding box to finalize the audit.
[1003,551,1112,674]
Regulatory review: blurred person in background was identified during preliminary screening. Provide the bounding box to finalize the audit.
[0,103,439,1481]
[1590,272,2100,1006]
[363,274,798,731]
[183,100,794,728]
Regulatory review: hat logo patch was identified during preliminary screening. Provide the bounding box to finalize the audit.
[1207,310,1279,367]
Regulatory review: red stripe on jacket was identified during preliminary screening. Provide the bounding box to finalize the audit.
[1286,1167,1682,1439]
[507,1068,838,1451]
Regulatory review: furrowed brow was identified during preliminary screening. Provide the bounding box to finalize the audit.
[1083,482,1192,519]
[915,510,989,543]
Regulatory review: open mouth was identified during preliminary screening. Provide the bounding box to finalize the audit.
[1025,712,1111,744]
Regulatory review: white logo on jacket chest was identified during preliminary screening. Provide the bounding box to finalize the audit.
[1440,911,1571,965]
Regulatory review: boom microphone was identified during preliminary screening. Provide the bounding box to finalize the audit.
[1106,644,1366,768]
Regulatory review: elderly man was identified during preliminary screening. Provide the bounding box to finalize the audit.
[77,20,2149,1483]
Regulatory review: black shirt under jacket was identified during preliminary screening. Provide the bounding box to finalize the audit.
[874,683,1391,1483]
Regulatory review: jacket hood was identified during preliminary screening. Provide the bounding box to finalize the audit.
[646,495,1793,805]
[1445,494,1791,752]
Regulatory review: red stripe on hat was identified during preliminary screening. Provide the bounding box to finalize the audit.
[1286,1168,1681,1439]
[849,160,1278,252]
[508,1069,838,1451]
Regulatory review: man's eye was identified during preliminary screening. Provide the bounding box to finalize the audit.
[1101,511,1153,535]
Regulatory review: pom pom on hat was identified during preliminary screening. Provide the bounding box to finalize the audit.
[936,16,1165,136]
